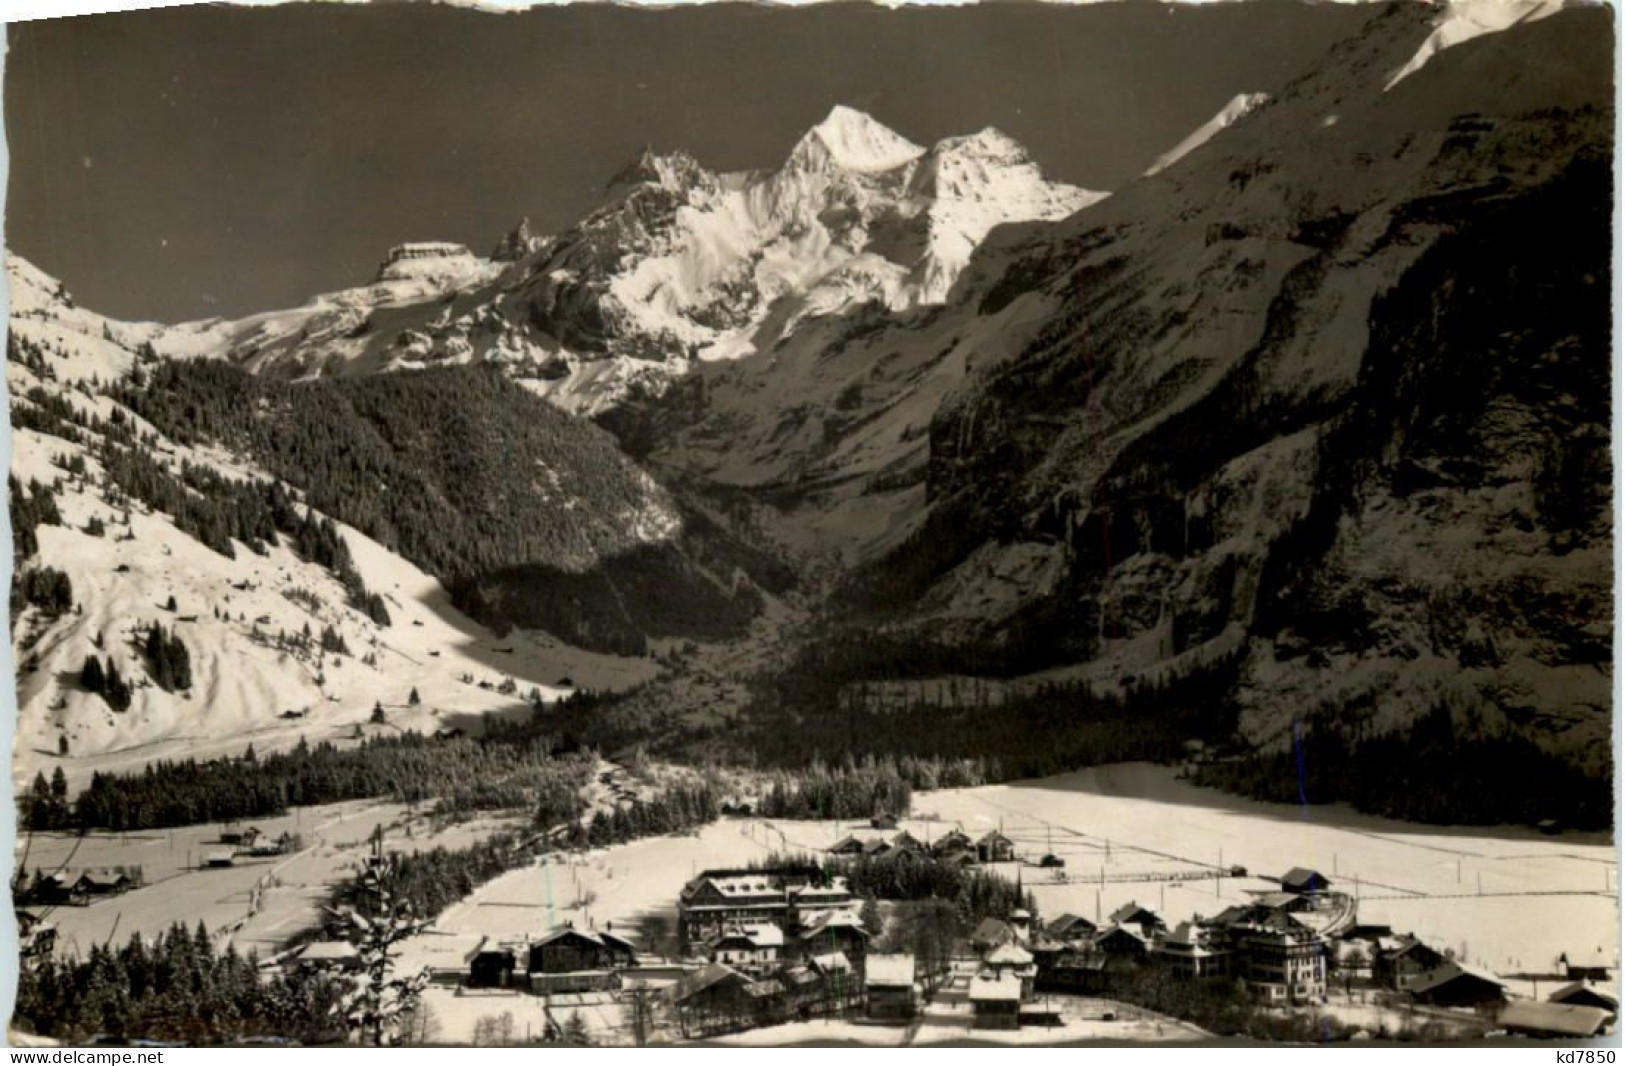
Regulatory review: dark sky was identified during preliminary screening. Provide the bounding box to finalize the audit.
[6,1,1374,323]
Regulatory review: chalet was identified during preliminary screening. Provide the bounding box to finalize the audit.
[983,941,1038,998]
[468,945,518,988]
[204,851,236,869]
[432,727,466,741]
[1094,925,1151,958]
[739,978,789,1028]
[671,964,763,1038]
[778,964,825,1015]
[83,870,133,896]
[34,872,87,906]
[1108,902,1166,939]
[528,926,637,993]
[931,829,973,857]
[1252,891,1317,916]
[294,941,361,974]
[1026,931,1072,977]
[219,826,260,848]
[865,954,918,1021]
[869,814,899,831]
[808,951,862,1009]
[828,835,867,857]
[1039,854,1066,869]
[1408,961,1507,1009]
[1039,948,1119,993]
[1501,1000,1611,1040]
[976,831,1016,864]
[796,911,870,968]
[1280,867,1331,895]
[1155,922,1228,979]
[969,971,1024,1030]
[1549,982,1619,1016]
[971,918,1017,954]
[890,831,925,854]
[707,924,784,975]
[1372,936,1451,991]
[860,838,894,859]
[1046,913,1098,944]
[1559,949,1615,983]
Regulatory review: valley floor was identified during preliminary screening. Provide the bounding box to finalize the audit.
[15,761,1616,1045]
[410,762,1616,993]
[14,800,524,959]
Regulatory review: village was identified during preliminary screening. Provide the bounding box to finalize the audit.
[12,763,1619,1047]
[51,811,1605,1046]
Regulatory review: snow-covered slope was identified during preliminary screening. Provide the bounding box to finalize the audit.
[148,241,504,374]
[1146,92,1271,176]
[177,106,1102,416]
[1385,0,1569,90]
[6,262,658,787]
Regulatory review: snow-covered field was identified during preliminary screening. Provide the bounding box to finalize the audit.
[8,411,657,793]
[922,764,1617,977]
[16,801,523,958]
[409,763,1616,984]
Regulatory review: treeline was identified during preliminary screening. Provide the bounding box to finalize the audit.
[732,648,1242,783]
[1193,703,1615,830]
[323,832,531,936]
[65,731,596,832]
[96,444,389,626]
[574,781,720,845]
[320,781,725,940]
[20,767,71,832]
[12,922,347,1046]
[1110,967,1364,1043]
[833,852,1033,926]
[755,759,915,821]
[117,361,788,651]
[746,849,1033,929]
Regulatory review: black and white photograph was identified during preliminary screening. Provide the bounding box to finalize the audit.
[1,0,1618,1048]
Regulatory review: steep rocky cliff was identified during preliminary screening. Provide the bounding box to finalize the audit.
[827,3,1613,766]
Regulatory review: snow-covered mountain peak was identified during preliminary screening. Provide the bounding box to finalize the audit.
[934,127,1029,163]
[373,242,488,285]
[490,217,545,262]
[789,105,926,174]
[87,110,1102,415]
[608,146,716,196]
